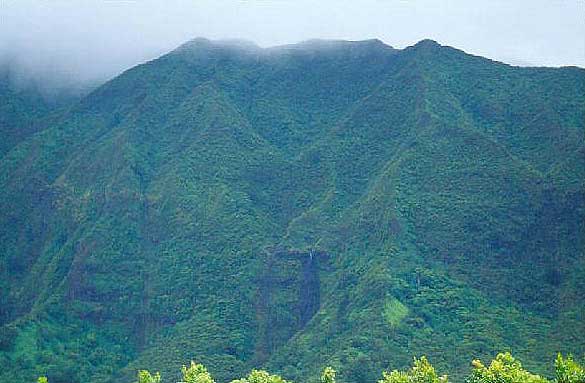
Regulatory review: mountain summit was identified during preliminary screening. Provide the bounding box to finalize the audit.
[0,38,583,383]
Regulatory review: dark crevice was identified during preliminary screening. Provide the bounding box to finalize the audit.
[253,249,328,363]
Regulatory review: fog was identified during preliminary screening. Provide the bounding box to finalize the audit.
[1,0,583,93]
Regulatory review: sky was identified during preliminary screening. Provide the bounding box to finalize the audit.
[0,0,583,90]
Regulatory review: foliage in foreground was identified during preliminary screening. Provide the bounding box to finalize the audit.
[231,369,289,383]
[555,354,585,383]
[379,356,447,383]
[466,353,547,383]
[137,369,161,383]
[125,353,585,383]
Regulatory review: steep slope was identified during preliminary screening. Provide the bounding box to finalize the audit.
[0,38,583,383]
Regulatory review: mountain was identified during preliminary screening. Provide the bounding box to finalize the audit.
[0,38,583,383]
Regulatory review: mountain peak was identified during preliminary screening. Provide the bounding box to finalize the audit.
[173,37,262,57]
[412,38,442,49]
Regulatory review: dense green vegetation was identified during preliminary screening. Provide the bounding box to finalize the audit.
[0,38,583,383]
[34,353,585,383]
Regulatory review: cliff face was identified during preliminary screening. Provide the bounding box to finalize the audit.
[254,250,326,365]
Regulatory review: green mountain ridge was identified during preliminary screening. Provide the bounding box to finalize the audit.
[0,38,583,383]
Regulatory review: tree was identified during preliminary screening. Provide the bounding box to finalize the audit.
[321,367,336,383]
[378,356,448,383]
[182,362,215,383]
[555,354,585,383]
[37,377,48,383]
[136,370,161,383]
[231,369,288,383]
[466,352,548,383]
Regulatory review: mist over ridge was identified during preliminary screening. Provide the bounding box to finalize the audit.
[2,34,579,102]
[1,0,583,99]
